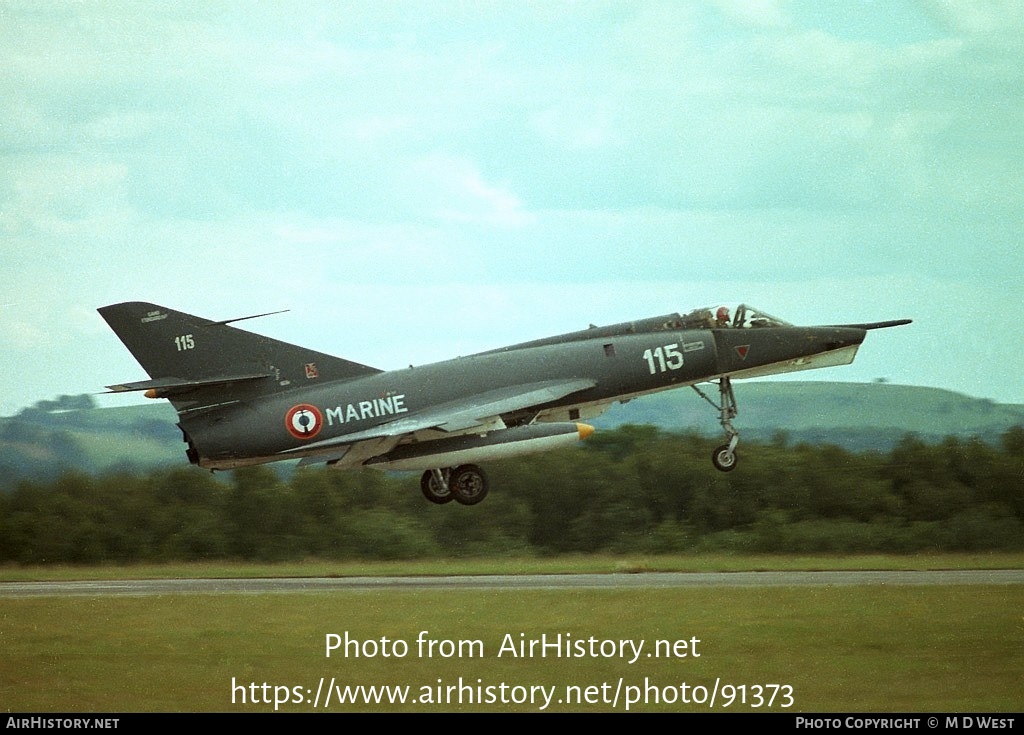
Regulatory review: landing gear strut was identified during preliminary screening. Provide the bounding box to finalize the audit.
[420,464,490,505]
[693,377,740,472]
[421,468,454,504]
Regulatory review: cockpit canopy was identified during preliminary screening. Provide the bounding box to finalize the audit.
[680,304,793,330]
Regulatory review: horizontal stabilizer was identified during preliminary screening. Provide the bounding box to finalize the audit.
[104,372,273,396]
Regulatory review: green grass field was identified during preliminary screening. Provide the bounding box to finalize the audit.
[1,555,1022,712]
[3,552,1022,582]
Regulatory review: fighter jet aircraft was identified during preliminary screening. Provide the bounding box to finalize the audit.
[99,302,910,506]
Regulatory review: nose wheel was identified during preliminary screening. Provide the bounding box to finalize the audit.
[694,377,740,472]
[711,440,738,472]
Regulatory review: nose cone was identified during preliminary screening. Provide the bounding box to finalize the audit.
[713,326,868,379]
[817,326,868,351]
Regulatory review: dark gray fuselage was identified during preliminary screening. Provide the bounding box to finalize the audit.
[182,322,866,467]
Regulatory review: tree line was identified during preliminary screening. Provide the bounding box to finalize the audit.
[1,425,1022,564]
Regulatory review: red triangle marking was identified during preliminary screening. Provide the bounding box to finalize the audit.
[735,345,750,360]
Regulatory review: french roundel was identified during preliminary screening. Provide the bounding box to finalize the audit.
[285,404,323,440]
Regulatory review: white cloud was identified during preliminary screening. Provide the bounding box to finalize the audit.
[405,155,534,227]
[714,0,789,29]
[929,0,1024,48]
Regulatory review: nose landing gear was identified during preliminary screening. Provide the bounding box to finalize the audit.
[693,377,740,472]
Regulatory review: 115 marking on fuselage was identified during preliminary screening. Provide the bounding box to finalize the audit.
[642,343,685,375]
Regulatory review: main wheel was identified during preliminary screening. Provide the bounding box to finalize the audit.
[420,470,454,504]
[449,464,489,506]
[711,444,738,472]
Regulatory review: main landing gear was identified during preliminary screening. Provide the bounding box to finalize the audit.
[420,465,489,506]
[693,377,740,472]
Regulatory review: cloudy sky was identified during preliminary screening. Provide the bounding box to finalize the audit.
[1,0,1022,416]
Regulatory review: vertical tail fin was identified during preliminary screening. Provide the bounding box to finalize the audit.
[98,301,381,408]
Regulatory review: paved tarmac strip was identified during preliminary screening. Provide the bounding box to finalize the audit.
[1,570,1022,597]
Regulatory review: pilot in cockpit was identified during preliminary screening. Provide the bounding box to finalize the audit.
[715,306,731,328]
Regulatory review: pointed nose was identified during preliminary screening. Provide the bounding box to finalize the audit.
[819,326,868,351]
[713,325,869,377]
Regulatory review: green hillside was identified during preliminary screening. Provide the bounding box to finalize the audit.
[0,402,181,486]
[596,381,1024,449]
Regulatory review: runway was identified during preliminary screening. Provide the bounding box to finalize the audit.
[2,569,1022,597]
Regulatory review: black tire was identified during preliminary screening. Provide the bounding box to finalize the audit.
[449,465,489,506]
[711,444,738,472]
[420,470,454,504]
